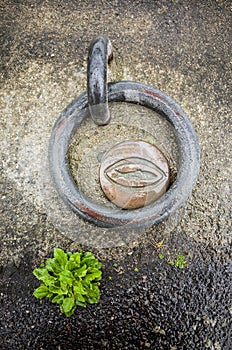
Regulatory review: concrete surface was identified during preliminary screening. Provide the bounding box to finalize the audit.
[0,0,231,349]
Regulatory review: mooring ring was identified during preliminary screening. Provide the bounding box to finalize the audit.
[49,81,200,229]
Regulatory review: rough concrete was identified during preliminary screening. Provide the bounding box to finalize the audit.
[0,0,231,349]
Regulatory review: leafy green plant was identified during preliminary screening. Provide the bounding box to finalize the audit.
[33,248,102,317]
[168,254,189,269]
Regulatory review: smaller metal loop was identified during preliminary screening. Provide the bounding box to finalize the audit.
[87,36,112,125]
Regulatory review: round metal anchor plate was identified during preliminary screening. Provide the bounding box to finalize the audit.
[99,140,170,209]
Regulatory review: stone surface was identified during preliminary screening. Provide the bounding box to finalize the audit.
[0,0,231,349]
[99,140,170,209]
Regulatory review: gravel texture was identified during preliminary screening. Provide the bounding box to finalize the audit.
[0,0,231,349]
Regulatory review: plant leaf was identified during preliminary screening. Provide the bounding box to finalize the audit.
[74,264,87,278]
[62,297,75,315]
[76,300,86,308]
[33,267,49,281]
[65,260,78,271]
[84,252,94,258]
[88,266,102,274]
[87,266,102,274]
[60,281,69,294]
[63,307,76,317]
[73,290,86,303]
[45,258,62,274]
[81,252,100,268]
[59,270,74,286]
[70,252,81,267]
[84,270,102,282]
[49,285,64,295]
[84,284,100,304]
[54,248,68,269]
[73,281,87,295]
[33,284,49,298]
[52,295,64,304]
[33,267,56,286]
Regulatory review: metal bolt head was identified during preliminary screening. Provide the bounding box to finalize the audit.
[99,140,170,209]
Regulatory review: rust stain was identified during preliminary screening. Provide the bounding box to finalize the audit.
[71,200,128,225]
[143,89,162,100]
[175,111,181,117]
[71,200,104,220]
[57,118,66,130]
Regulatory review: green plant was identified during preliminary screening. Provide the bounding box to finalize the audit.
[33,248,102,317]
[168,254,189,269]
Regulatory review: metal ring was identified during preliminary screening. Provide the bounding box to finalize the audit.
[49,81,200,229]
[87,35,112,125]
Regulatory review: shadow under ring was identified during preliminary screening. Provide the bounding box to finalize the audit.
[49,81,200,229]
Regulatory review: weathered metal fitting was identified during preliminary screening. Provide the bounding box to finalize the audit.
[99,140,170,209]
[49,83,200,229]
[87,35,112,125]
[49,36,200,229]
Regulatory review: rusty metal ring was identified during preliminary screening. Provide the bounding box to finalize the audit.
[49,81,200,229]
